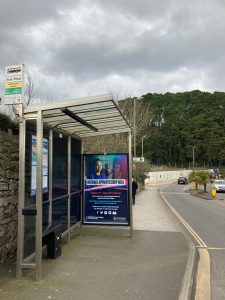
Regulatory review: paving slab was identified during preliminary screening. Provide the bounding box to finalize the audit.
[0,186,190,300]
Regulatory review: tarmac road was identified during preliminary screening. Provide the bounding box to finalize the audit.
[162,183,225,300]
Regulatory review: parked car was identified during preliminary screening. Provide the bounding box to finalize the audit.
[211,180,225,192]
[178,176,188,184]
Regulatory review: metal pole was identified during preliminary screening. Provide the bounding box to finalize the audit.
[67,136,71,243]
[80,139,84,235]
[193,146,195,169]
[16,103,26,278]
[36,109,43,281]
[129,131,133,237]
[133,98,136,157]
[48,129,53,226]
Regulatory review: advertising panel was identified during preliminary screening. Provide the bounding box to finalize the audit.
[83,154,130,225]
[31,135,48,196]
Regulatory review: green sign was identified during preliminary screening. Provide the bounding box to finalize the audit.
[5,88,22,95]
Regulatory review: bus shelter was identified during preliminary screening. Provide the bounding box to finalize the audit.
[16,94,132,280]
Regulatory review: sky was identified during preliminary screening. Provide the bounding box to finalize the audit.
[1,0,225,104]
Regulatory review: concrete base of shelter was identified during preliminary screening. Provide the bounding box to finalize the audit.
[0,185,194,300]
[0,228,188,300]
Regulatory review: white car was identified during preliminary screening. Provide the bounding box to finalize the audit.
[211,180,225,192]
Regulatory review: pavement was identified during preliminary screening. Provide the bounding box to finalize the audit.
[189,187,225,206]
[0,183,196,300]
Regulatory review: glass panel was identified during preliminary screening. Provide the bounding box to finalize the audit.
[52,133,68,198]
[78,107,117,117]
[70,137,81,225]
[68,101,113,112]
[43,109,62,117]
[25,120,36,208]
[70,193,81,226]
[43,114,71,124]
[42,100,114,118]
[24,120,50,257]
[23,215,35,258]
[24,121,49,205]
[42,201,49,228]
[71,138,81,193]
[52,196,68,229]
[23,121,36,258]
[51,133,68,229]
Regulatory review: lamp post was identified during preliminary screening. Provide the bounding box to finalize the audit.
[192,146,196,169]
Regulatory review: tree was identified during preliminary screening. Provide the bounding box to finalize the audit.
[189,170,211,192]
[83,96,153,185]
[142,91,225,168]
[119,97,153,156]
[132,160,151,186]
[84,132,129,154]
[84,96,153,155]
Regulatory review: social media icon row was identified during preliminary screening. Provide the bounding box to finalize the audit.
[97,210,117,215]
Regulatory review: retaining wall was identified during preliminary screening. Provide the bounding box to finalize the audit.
[0,128,19,262]
[145,170,192,184]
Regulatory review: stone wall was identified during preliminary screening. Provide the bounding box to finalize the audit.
[0,128,19,262]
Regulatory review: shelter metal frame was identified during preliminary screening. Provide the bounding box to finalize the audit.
[16,94,132,280]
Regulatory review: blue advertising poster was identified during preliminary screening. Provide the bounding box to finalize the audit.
[83,154,130,225]
[31,135,48,196]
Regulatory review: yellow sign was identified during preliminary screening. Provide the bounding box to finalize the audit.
[5,81,23,89]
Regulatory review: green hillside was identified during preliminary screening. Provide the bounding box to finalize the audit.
[139,90,225,168]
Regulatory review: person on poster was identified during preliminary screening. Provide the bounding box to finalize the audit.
[104,162,111,178]
[132,178,138,205]
[90,158,107,179]
[112,160,123,179]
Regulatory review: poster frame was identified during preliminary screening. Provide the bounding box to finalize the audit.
[82,153,130,226]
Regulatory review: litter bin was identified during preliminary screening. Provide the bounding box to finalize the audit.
[46,227,62,259]
[42,223,64,259]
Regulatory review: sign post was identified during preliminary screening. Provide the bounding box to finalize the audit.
[4,64,24,105]
[133,157,144,162]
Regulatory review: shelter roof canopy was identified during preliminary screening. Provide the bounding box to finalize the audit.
[24,94,132,138]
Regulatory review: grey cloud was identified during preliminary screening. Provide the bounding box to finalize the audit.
[39,0,225,81]
[1,0,225,101]
[0,0,81,29]
[95,0,173,20]
[43,18,225,82]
